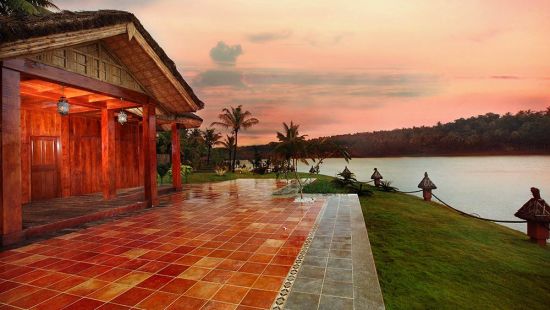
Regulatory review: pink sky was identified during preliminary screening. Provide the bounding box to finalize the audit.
[58,0,550,145]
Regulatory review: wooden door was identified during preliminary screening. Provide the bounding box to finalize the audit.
[31,136,61,201]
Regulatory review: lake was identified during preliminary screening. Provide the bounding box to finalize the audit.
[298,156,550,233]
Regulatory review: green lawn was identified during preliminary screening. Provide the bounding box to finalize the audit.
[303,178,550,309]
[179,172,550,309]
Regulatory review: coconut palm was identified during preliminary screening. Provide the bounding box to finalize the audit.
[220,135,235,166]
[0,0,58,15]
[211,105,259,171]
[202,128,222,165]
[275,121,308,198]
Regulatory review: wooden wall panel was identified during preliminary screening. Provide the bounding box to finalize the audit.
[20,109,144,201]
[69,115,102,196]
[20,109,61,204]
[115,122,143,190]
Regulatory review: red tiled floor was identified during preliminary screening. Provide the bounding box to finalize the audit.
[137,291,179,310]
[63,297,104,310]
[167,296,207,310]
[184,281,222,299]
[212,285,249,304]
[240,289,279,308]
[0,180,324,309]
[110,287,154,306]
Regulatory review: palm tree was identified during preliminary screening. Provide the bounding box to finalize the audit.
[275,121,308,198]
[202,128,222,165]
[211,105,259,171]
[220,135,235,166]
[0,0,58,15]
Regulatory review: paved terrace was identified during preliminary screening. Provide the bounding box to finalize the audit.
[0,179,383,309]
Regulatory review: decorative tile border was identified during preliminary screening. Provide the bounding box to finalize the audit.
[272,196,327,310]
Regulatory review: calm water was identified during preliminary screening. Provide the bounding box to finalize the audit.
[298,156,550,233]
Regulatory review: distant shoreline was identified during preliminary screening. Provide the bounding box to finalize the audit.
[344,150,550,158]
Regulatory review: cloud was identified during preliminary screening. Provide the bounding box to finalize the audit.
[209,41,243,66]
[490,75,520,80]
[193,70,245,88]
[303,32,352,46]
[247,30,292,43]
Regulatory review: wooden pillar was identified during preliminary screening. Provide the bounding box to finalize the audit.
[171,123,182,191]
[60,116,71,197]
[101,109,116,199]
[0,66,22,246]
[142,104,158,207]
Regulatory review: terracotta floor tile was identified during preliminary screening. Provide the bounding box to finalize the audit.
[96,303,132,310]
[240,289,278,309]
[137,291,179,310]
[10,288,58,308]
[67,278,109,296]
[212,285,249,304]
[255,246,280,255]
[216,259,246,272]
[114,271,151,286]
[194,257,223,268]
[95,268,131,282]
[0,180,324,310]
[263,264,290,277]
[227,252,253,261]
[218,242,241,251]
[167,296,207,310]
[159,278,196,294]
[226,273,259,287]
[87,283,130,302]
[238,262,267,274]
[252,275,284,291]
[202,300,238,310]
[110,287,154,307]
[62,297,104,310]
[33,293,80,310]
[208,250,233,259]
[47,275,88,291]
[0,284,41,303]
[189,248,214,256]
[174,255,203,266]
[157,264,190,277]
[0,281,20,294]
[202,269,235,284]
[76,264,112,278]
[138,260,170,273]
[271,255,295,266]
[184,281,222,299]
[137,274,174,290]
[248,254,274,264]
[262,239,285,247]
[178,266,211,280]
[237,244,260,253]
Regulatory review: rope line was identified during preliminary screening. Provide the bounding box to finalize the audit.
[396,189,423,194]
[431,193,527,224]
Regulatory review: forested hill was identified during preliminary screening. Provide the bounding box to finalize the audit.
[237,108,550,158]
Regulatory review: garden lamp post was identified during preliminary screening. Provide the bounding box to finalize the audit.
[371,168,383,187]
[515,187,550,246]
[418,172,437,201]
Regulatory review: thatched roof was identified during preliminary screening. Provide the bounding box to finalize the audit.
[0,10,204,112]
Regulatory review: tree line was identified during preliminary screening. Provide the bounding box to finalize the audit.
[238,108,550,158]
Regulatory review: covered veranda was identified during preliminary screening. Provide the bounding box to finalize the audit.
[0,11,204,246]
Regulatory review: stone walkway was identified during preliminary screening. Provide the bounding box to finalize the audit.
[282,195,384,310]
[0,180,383,309]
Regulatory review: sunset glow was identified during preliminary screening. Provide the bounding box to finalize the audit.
[58,0,550,144]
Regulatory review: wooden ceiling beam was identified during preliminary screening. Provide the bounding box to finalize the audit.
[3,58,152,105]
